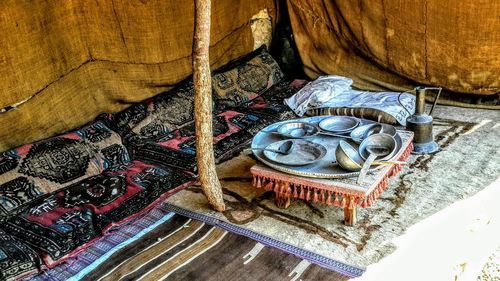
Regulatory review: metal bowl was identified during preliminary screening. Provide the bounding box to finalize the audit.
[350,124,383,143]
[380,124,397,137]
[318,116,359,133]
[359,133,397,161]
[335,140,364,171]
[276,122,318,138]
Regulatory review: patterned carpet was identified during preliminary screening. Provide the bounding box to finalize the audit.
[166,106,500,270]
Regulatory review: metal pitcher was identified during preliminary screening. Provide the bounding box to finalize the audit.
[399,86,442,154]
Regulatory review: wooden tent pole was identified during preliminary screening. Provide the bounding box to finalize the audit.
[192,0,225,212]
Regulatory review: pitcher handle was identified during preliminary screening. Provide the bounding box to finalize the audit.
[426,87,442,116]
[397,90,415,116]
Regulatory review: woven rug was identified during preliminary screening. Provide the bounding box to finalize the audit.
[166,106,500,270]
[32,203,351,281]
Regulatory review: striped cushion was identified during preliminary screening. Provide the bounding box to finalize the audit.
[306,107,398,125]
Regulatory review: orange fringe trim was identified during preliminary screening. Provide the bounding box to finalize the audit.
[251,142,414,209]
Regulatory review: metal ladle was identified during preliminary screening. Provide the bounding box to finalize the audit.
[357,145,391,184]
[252,140,295,155]
[289,127,353,139]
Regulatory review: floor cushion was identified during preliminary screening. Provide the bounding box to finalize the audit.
[0,160,194,268]
[102,46,284,142]
[127,79,307,172]
[212,46,285,108]
[0,121,130,222]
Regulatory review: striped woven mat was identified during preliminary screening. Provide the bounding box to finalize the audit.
[32,203,353,281]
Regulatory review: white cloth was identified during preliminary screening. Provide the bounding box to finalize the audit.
[284,76,353,116]
[284,75,416,125]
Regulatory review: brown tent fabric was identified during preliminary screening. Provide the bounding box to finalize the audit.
[0,0,275,152]
[287,0,500,95]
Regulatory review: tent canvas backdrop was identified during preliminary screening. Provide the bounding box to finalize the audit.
[0,0,276,152]
[1,0,499,152]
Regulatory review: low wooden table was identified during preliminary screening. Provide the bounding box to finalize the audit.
[250,131,414,226]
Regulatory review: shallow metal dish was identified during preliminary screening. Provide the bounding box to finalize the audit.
[318,116,360,133]
[359,133,397,161]
[263,139,327,166]
[276,122,318,138]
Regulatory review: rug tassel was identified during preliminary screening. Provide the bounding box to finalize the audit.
[252,175,256,187]
[257,176,262,188]
[333,194,341,207]
[327,192,333,206]
[293,185,298,198]
[320,190,326,204]
[306,188,311,201]
[361,199,367,208]
[299,186,305,200]
[389,166,396,177]
[313,189,318,203]
[264,181,273,191]
[269,180,276,191]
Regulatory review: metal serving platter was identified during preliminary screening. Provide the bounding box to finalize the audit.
[251,116,403,179]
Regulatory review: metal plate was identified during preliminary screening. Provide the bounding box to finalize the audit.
[318,116,360,133]
[263,139,327,166]
[252,116,403,179]
[276,122,318,138]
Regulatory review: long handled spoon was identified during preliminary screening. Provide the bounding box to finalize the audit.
[287,128,353,139]
[252,140,294,155]
[357,145,391,184]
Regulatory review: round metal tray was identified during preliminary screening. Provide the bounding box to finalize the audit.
[251,116,403,179]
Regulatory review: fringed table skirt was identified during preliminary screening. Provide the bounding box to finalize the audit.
[250,131,414,225]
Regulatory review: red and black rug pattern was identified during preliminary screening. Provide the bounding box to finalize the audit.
[0,160,195,269]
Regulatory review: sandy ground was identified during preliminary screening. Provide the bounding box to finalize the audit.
[353,177,500,281]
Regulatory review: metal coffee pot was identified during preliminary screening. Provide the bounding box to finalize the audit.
[399,86,442,154]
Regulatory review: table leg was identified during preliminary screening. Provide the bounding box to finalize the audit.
[275,192,291,209]
[344,206,357,226]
